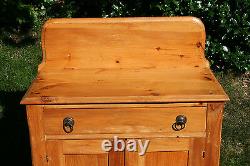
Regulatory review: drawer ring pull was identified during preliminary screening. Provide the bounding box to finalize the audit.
[63,117,74,133]
[172,115,187,131]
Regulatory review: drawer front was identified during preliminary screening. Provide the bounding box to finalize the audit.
[43,106,206,136]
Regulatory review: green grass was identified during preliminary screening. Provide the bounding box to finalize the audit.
[0,40,249,165]
[218,72,250,166]
[0,40,42,92]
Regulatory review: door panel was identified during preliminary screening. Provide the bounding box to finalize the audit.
[46,140,124,166]
[46,138,204,166]
[125,138,189,166]
[65,154,107,166]
[126,151,188,166]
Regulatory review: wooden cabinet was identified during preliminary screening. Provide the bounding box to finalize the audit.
[21,17,229,166]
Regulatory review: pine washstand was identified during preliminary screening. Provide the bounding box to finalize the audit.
[21,17,229,166]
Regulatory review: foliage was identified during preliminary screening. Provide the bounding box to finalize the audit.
[102,0,250,72]
[0,0,34,42]
[0,0,249,72]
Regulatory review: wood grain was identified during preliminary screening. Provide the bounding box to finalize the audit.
[22,17,228,166]
[47,140,124,166]
[21,68,229,104]
[45,132,206,140]
[65,154,108,166]
[46,140,65,166]
[205,102,225,166]
[126,151,188,166]
[188,138,205,166]
[26,105,48,166]
[43,107,206,136]
[43,102,207,109]
[20,17,229,104]
[108,147,125,166]
[125,138,190,166]
[63,140,108,154]
[138,138,190,152]
[42,17,206,69]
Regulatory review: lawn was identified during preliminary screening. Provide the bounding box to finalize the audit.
[0,40,249,165]
[218,72,250,165]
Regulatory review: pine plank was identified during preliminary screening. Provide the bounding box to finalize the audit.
[21,17,228,104]
[21,68,228,104]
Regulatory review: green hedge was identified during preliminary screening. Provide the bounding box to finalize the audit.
[1,0,249,72]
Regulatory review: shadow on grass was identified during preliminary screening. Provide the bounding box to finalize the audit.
[0,91,31,166]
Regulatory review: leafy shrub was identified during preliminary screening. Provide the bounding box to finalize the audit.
[1,0,249,72]
[0,0,35,42]
[95,0,250,72]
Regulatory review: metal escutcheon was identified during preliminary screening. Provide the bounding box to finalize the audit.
[63,117,74,133]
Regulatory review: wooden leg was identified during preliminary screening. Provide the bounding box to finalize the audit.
[26,105,48,166]
[205,102,225,166]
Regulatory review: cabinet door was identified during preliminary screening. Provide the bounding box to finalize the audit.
[46,140,124,166]
[125,138,189,166]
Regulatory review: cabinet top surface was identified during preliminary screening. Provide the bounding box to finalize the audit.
[21,17,229,104]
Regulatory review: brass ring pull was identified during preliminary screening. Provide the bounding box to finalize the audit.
[63,117,74,133]
[172,115,187,131]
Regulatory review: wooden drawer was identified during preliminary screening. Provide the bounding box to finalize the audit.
[43,106,206,137]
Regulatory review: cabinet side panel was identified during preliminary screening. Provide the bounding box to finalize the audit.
[26,105,47,166]
[205,102,225,166]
